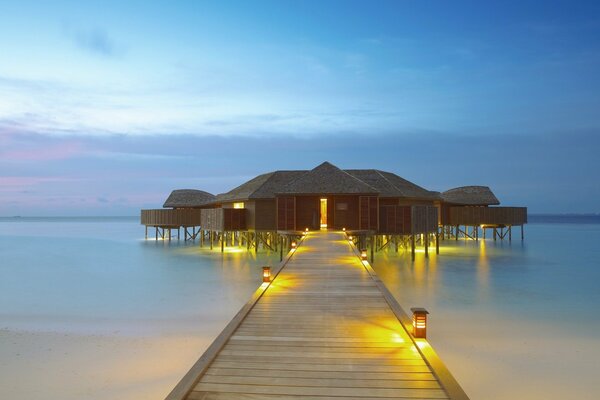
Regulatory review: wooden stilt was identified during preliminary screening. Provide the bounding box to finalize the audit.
[435,232,440,254]
[155,227,158,240]
[279,235,283,261]
[411,235,415,261]
[521,225,524,241]
[370,236,374,263]
[455,226,459,241]
[493,228,497,241]
[210,231,213,250]
[254,232,258,253]
[424,233,429,258]
[221,232,224,252]
[509,226,512,241]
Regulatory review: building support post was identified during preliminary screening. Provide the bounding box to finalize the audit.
[370,236,374,263]
[221,232,224,253]
[521,225,524,241]
[424,233,429,258]
[145,226,148,240]
[435,232,440,254]
[411,235,416,261]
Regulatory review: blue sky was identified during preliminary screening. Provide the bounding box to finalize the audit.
[1,0,599,215]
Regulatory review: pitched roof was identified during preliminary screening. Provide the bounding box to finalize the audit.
[163,189,216,208]
[212,162,443,202]
[442,186,500,205]
[346,169,440,199]
[282,162,378,194]
[216,170,306,202]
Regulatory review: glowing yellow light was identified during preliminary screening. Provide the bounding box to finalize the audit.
[360,249,367,261]
[348,235,353,241]
[305,227,309,232]
[411,307,429,339]
[262,266,271,283]
[342,227,346,232]
[233,202,244,209]
[291,241,297,249]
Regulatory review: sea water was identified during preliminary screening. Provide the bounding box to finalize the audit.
[1,216,599,399]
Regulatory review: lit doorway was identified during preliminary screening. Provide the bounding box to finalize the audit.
[320,198,327,228]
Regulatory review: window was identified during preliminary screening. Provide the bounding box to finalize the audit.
[233,202,244,209]
[336,202,348,211]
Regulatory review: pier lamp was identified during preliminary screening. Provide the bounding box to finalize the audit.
[410,307,429,339]
[342,227,346,232]
[305,227,309,232]
[348,235,353,242]
[360,249,368,261]
[262,266,271,283]
[291,241,297,250]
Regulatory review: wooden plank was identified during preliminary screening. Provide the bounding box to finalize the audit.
[191,384,449,398]
[169,231,467,400]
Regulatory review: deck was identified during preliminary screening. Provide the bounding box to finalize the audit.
[167,231,468,400]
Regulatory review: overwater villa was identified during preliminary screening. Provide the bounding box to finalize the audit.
[141,161,527,259]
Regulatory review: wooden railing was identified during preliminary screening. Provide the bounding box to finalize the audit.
[448,206,527,226]
[140,209,202,227]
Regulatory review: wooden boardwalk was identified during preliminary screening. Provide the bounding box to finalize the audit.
[167,231,468,400]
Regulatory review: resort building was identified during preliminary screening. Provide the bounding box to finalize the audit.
[141,161,527,258]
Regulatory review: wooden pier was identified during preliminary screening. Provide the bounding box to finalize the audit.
[166,231,468,400]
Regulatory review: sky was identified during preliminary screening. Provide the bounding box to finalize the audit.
[1,0,599,215]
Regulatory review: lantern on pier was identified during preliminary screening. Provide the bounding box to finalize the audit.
[348,236,353,242]
[411,307,429,339]
[342,227,346,232]
[262,266,271,283]
[291,241,297,250]
[305,227,309,232]
[360,249,368,261]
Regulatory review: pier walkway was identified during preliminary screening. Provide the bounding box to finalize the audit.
[167,231,468,400]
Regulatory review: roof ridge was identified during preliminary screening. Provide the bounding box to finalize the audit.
[246,171,276,198]
[338,167,379,192]
[374,169,404,195]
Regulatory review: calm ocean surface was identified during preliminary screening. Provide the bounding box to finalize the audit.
[1,215,599,398]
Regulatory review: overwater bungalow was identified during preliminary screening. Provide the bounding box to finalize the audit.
[141,161,527,258]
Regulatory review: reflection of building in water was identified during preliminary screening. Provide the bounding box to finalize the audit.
[141,161,527,260]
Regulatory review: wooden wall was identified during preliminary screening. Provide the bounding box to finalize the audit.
[277,196,296,231]
[141,209,202,227]
[359,196,378,231]
[332,195,359,230]
[378,205,438,234]
[448,206,527,226]
[201,208,246,231]
[254,199,277,231]
[295,196,320,230]
[379,205,411,234]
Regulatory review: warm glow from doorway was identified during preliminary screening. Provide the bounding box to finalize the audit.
[320,198,327,228]
[233,202,244,209]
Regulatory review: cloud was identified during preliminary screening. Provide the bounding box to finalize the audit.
[63,24,120,57]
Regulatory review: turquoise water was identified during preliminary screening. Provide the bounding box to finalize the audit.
[1,217,599,399]
[0,217,280,335]
[374,222,600,325]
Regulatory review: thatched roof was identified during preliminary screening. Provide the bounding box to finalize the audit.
[346,169,440,200]
[282,162,378,194]
[212,162,441,202]
[163,189,216,208]
[216,171,306,202]
[442,186,500,205]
